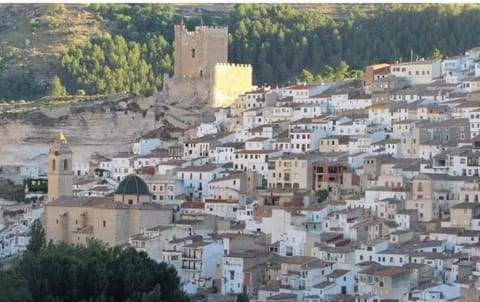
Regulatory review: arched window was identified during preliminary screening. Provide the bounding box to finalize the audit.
[52,159,56,171]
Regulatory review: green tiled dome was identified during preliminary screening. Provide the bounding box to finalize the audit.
[116,175,150,195]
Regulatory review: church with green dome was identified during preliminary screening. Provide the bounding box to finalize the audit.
[43,133,172,247]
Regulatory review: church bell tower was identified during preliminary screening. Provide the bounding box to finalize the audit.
[47,132,73,202]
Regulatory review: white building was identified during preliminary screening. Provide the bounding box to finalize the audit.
[72,160,90,177]
[279,229,307,257]
[181,240,223,294]
[212,142,244,164]
[390,60,442,85]
[111,153,135,181]
[232,87,277,117]
[204,199,240,220]
[176,164,224,200]
[145,173,183,205]
[133,138,161,156]
[276,83,330,100]
[221,250,271,295]
[330,94,372,113]
[133,155,164,170]
[196,123,218,138]
[288,128,322,153]
[20,165,40,179]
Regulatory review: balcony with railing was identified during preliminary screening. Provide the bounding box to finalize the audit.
[182,262,202,271]
[467,157,480,167]
[182,252,203,260]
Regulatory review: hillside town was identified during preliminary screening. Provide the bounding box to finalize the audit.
[5,23,480,301]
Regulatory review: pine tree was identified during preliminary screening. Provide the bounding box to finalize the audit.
[49,75,67,97]
[430,47,443,60]
[26,219,46,255]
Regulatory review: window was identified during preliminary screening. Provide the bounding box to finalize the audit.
[52,159,56,171]
[103,220,106,228]
[191,48,196,58]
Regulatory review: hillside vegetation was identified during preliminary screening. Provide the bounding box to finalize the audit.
[0,4,103,100]
[1,4,480,101]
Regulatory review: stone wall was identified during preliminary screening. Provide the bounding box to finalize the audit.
[212,63,253,108]
[163,73,211,103]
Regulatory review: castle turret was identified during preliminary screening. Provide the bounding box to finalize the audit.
[47,132,73,202]
[173,23,228,79]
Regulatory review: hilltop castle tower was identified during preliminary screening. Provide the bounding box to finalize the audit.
[173,23,228,79]
[47,132,73,202]
[164,22,253,107]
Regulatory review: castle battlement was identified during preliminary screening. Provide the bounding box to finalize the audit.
[215,63,252,69]
[175,24,228,36]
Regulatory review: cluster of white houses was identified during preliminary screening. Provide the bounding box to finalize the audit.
[8,46,480,301]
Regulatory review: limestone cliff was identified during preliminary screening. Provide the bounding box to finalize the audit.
[0,93,208,169]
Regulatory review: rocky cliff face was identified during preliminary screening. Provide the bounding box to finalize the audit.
[0,93,207,170]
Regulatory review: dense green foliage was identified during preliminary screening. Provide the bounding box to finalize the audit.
[0,177,25,202]
[59,5,176,96]
[236,292,249,302]
[316,189,329,203]
[0,271,33,302]
[1,238,188,302]
[228,4,480,85]
[3,4,480,100]
[295,60,359,83]
[27,219,46,255]
[0,73,46,101]
[48,75,67,97]
[61,33,171,96]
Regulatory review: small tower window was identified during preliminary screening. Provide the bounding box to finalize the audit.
[64,159,68,171]
[103,220,106,228]
[52,159,56,171]
[191,48,196,58]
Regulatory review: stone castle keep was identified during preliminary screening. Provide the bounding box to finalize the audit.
[163,23,253,107]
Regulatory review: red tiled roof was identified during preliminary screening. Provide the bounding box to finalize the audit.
[181,201,205,209]
[235,149,276,154]
[204,199,239,204]
[376,267,407,277]
[285,84,320,90]
[139,166,156,176]
[74,179,97,186]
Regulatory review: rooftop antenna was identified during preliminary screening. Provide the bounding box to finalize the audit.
[410,49,413,62]
[200,16,204,26]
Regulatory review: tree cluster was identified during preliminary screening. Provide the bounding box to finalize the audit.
[228,4,480,86]
[295,61,357,84]
[3,4,480,100]
[60,33,171,96]
[0,221,188,302]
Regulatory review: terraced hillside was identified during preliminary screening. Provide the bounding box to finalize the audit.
[0,4,104,98]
